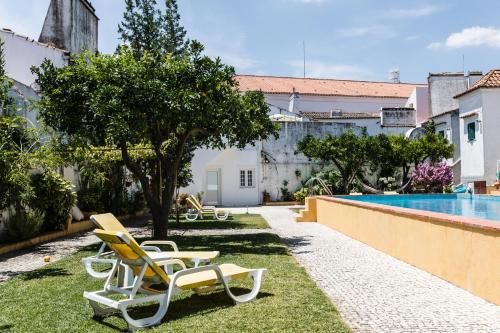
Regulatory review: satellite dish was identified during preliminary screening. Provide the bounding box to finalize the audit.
[405,127,425,140]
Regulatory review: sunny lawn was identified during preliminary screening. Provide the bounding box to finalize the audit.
[0,233,350,332]
[167,213,270,230]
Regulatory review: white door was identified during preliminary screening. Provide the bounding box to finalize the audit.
[206,170,220,205]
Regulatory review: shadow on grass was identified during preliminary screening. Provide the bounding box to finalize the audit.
[21,267,71,280]
[96,288,274,332]
[81,233,289,257]
[0,324,13,332]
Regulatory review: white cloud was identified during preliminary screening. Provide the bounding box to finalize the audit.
[384,5,442,19]
[428,26,500,49]
[289,60,371,80]
[337,25,395,39]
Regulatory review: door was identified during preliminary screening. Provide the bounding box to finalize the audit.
[206,170,220,205]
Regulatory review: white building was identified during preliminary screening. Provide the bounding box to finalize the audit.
[184,75,427,206]
[427,72,484,184]
[455,70,500,185]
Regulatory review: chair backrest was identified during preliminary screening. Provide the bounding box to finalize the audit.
[187,196,203,212]
[94,229,170,284]
[189,195,204,210]
[91,213,140,247]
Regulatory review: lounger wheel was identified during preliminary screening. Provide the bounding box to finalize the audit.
[214,210,229,221]
[185,209,199,221]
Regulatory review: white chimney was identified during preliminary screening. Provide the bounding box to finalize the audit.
[288,88,300,114]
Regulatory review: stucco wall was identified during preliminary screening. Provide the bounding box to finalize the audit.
[458,90,485,183]
[302,196,500,305]
[266,93,409,115]
[480,89,500,184]
[428,74,467,117]
[1,29,68,88]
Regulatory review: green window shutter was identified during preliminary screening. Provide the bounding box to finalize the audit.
[467,122,476,141]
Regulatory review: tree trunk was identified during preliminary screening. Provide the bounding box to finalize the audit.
[150,205,169,240]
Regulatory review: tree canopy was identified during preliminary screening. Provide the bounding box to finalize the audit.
[33,45,279,238]
[119,0,190,58]
[297,128,454,194]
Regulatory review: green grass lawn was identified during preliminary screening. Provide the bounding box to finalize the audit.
[167,213,270,229]
[0,233,350,332]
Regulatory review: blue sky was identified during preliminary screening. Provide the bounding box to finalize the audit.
[2,0,500,83]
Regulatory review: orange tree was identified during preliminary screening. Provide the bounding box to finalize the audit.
[33,44,278,239]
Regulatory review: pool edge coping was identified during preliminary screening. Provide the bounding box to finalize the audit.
[317,195,500,233]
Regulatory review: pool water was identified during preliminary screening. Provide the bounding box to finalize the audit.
[342,194,500,222]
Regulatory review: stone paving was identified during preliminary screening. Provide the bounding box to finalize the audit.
[1,207,500,333]
[231,206,500,333]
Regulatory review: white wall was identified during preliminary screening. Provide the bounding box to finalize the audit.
[1,29,68,88]
[458,90,485,182]
[406,86,429,124]
[267,93,409,115]
[480,89,500,184]
[182,146,260,206]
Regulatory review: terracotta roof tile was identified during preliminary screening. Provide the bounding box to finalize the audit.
[236,75,424,99]
[455,69,500,98]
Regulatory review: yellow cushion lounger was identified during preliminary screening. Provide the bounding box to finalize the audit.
[185,195,230,221]
[82,213,219,280]
[84,229,266,331]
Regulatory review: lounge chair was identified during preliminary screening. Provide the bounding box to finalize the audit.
[185,195,229,221]
[84,229,266,331]
[82,213,219,280]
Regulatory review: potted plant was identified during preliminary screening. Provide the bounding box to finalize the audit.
[262,190,271,203]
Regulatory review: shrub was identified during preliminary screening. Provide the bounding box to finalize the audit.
[293,187,308,204]
[412,162,453,193]
[5,210,45,241]
[31,171,76,231]
[280,180,293,201]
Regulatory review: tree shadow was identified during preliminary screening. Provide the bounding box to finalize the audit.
[0,324,13,332]
[21,267,71,280]
[279,235,313,254]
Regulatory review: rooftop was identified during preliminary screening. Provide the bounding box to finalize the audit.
[0,28,70,54]
[235,75,425,99]
[455,69,500,98]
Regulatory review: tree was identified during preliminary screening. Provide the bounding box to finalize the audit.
[118,0,189,59]
[297,130,377,194]
[164,0,189,56]
[0,38,14,114]
[33,46,279,239]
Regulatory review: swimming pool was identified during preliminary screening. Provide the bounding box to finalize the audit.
[342,194,500,222]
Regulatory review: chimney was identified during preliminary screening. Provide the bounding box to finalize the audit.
[467,71,483,88]
[288,88,300,114]
[39,0,98,54]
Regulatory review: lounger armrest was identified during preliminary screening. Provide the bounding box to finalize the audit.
[140,245,162,252]
[140,240,179,251]
[155,259,187,270]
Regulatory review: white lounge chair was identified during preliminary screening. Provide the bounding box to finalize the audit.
[82,213,219,280]
[84,229,266,331]
[185,195,229,221]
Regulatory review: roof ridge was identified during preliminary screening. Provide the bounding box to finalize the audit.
[235,74,425,86]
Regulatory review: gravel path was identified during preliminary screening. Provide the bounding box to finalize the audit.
[237,206,500,333]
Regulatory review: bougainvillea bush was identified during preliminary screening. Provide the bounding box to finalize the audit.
[412,162,453,193]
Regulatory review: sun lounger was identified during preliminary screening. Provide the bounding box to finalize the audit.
[185,195,229,221]
[84,229,266,331]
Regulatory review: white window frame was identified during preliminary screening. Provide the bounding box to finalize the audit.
[239,169,255,188]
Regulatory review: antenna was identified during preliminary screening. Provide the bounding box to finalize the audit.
[389,68,400,84]
[303,41,306,78]
[462,54,465,74]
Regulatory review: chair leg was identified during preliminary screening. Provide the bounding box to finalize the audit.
[119,286,177,332]
[220,269,266,304]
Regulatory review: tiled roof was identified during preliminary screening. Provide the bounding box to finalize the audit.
[303,111,380,120]
[455,69,500,98]
[235,75,424,99]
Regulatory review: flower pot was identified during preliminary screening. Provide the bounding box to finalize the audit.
[494,181,500,190]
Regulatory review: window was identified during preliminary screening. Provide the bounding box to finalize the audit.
[467,122,476,141]
[240,170,254,188]
[438,130,445,138]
